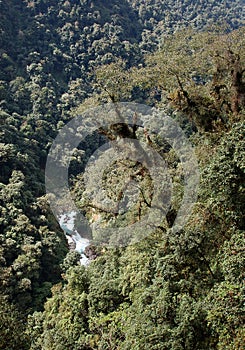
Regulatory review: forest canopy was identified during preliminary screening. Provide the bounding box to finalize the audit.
[0,1,244,349]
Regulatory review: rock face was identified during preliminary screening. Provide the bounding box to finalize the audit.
[66,235,76,251]
[84,245,99,261]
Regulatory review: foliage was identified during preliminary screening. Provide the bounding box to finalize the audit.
[0,1,244,349]
[0,294,30,350]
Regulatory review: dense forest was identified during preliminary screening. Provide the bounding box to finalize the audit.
[0,0,244,349]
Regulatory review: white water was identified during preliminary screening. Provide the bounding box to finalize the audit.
[59,211,90,266]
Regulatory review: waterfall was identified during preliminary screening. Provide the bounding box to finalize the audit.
[59,211,90,266]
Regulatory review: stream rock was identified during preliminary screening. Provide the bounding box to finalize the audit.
[84,245,100,260]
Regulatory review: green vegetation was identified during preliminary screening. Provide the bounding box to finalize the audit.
[0,1,244,349]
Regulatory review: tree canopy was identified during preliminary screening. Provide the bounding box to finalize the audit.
[0,1,244,349]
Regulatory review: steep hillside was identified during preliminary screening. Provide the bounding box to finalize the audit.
[0,1,244,349]
[131,0,245,49]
